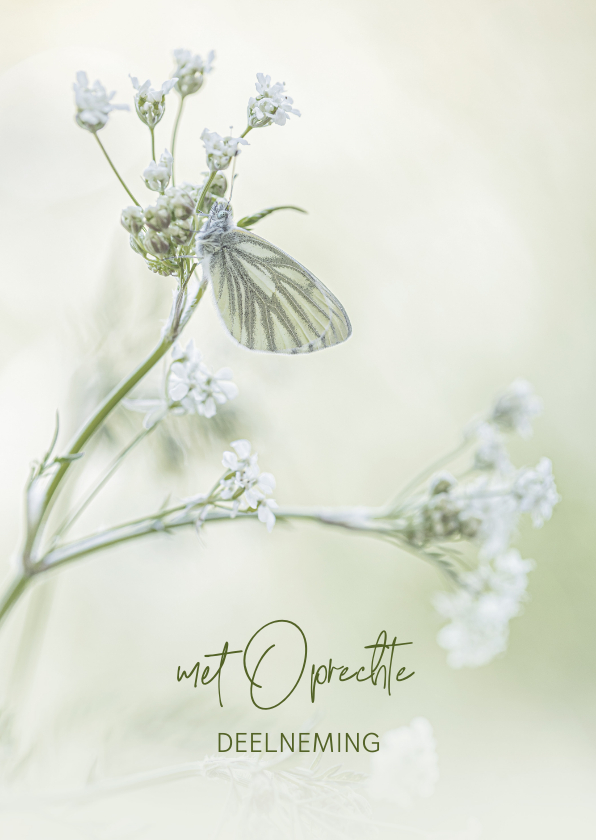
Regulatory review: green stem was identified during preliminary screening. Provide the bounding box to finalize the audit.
[170,97,185,186]
[150,127,156,163]
[42,337,173,522]
[196,171,217,214]
[94,134,141,207]
[240,125,252,139]
[36,505,385,573]
[0,574,30,630]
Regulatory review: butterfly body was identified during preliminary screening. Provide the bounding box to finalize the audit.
[196,204,351,354]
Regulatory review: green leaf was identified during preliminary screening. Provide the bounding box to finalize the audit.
[54,453,85,464]
[236,205,307,230]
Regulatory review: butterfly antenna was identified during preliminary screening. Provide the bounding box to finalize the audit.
[228,154,239,206]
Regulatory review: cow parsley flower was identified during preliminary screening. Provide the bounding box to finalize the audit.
[201,129,248,172]
[369,718,439,807]
[130,76,178,128]
[73,71,129,133]
[434,549,534,667]
[489,379,543,438]
[514,457,560,527]
[247,73,301,128]
[143,149,173,192]
[167,341,238,419]
[172,48,215,97]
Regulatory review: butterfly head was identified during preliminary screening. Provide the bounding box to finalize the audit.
[196,200,234,256]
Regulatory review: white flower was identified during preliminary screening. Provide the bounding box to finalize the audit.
[73,71,128,132]
[489,379,543,438]
[514,457,560,527]
[201,129,249,172]
[247,73,301,128]
[143,149,173,192]
[167,341,238,419]
[123,398,168,429]
[369,718,439,807]
[434,549,534,668]
[473,422,512,473]
[256,498,279,533]
[172,48,215,97]
[130,76,178,128]
[220,440,278,530]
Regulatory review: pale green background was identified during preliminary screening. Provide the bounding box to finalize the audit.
[0,0,594,837]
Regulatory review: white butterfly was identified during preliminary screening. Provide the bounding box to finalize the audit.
[195,203,351,354]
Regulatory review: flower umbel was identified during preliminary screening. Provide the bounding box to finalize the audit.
[247,73,301,128]
[73,71,129,132]
[130,76,178,128]
[172,48,215,97]
[201,129,249,172]
[219,440,278,530]
[434,549,534,668]
[168,340,239,419]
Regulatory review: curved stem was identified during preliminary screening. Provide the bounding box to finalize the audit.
[42,337,173,520]
[196,171,216,214]
[170,97,185,186]
[94,134,141,207]
[0,574,30,630]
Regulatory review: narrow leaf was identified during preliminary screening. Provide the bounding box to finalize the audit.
[236,205,307,230]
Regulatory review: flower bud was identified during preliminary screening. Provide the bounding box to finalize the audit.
[172,48,215,98]
[145,230,171,256]
[130,76,178,129]
[121,205,144,235]
[143,149,173,192]
[167,219,194,246]
[144,202,171,231]
[166,187,196,219]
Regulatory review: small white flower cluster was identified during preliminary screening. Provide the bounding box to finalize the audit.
[434,549,534,667]
[247,73,301,128]
[402,457,559,562]
[73,71,129,133]
[168,340,238,418]
[220,440,278,531]
[201,129,249,172]
[130,76,178,128]
[369,717,439,808]
[386,380,559,668]
[125,341,238,429]
[142,149,173,192]
[172,48,215,97]
[488,378,543,438]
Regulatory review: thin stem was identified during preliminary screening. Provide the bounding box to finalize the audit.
[42,337,173,523]
[150,127,156,163]
[53,425,156,544]
[170,96,185,186]
[0,574,30,630]
[240,125,252,139]
[94,134,141,207]
[382,438,472,515]
[196,171,216,213]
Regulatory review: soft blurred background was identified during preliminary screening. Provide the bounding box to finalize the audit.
[0,0,595,837]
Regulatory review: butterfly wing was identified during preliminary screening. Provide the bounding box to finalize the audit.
[203,227,351,354]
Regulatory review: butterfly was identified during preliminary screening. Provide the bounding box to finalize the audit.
[195,203,351,354]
